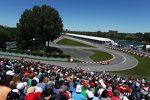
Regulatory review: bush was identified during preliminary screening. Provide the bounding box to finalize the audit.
[45,46,63,54]
[0,48,69,58]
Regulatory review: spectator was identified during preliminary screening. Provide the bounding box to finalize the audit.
[37,76,47,91]
[9,74,20,89]
[43,89,53,100]
[50,85,68,100]
[100,90,110,100]
[0,72,11,100]
[111,90,121,100]
[72,84,86,100]
[7,89,20,100]
[17,82,27,100]
[0,57,150,100]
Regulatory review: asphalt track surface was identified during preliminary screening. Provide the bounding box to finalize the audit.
[0,36,138,72]
[49,36,138,71]
[59,48,94,62]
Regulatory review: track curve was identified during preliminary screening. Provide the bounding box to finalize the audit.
[47,42,138,71]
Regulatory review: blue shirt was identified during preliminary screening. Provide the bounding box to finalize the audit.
[37,83,47,91]
[72,93,86,100]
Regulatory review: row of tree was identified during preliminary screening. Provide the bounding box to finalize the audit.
[0,25,17,48]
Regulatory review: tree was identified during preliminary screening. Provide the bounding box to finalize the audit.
[17,5,63,49]
[0,32,9,48]
[135,32,144,42]
[143,32,150,42]
[0,25,17,48]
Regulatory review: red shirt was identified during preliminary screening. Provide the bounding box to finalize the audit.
[111,96,121,100]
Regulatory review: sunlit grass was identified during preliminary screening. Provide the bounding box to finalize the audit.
[90,50,113,61]
[57,38,94,47]
[110,52,150,79]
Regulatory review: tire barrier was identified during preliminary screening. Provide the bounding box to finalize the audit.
[107,46,150,59]
[82,60,110,65]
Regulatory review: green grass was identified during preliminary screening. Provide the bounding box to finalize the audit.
[72,59,82,63]
[90,50,113,61]
[110,52,150,79]
[57,38,94,47]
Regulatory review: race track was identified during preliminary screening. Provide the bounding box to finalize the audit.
[48,36,139,71]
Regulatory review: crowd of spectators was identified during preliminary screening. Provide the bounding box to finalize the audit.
[0,57,150,100]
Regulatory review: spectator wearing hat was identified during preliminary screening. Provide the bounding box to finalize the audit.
[86,89,94,100]
[25,86,40,100]
[72,85,86,100]
[0,72,11,100]
[7,89,20,100]
[34,86,43,99]
[17,82,27,100]
[89,81,96,94]
[28,73,35,86]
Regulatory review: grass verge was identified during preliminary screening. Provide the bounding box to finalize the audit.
[90,50,113,62]
[57,38,94,47]
[110,52,150,79]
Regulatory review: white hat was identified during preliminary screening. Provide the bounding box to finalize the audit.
[47,70,50,73]
[35,86,43,93]
[12,89,20,95]
[122,96,129,100]
[99,79,106,89]
[86,90,94,98]
[33,77,39,83]
[10,72,15,76]
[142,79,146,83]
[136,82,140,87]
[23,82,27,86]
[26,87,36,95]
[21,66,24,68]
[122,80,126,83]
[6,65,11,68]
[98,79,103,84]
[6,70,15,76]
[76,85,82,92]
[31,68,34,71]
[17,82,26,90]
